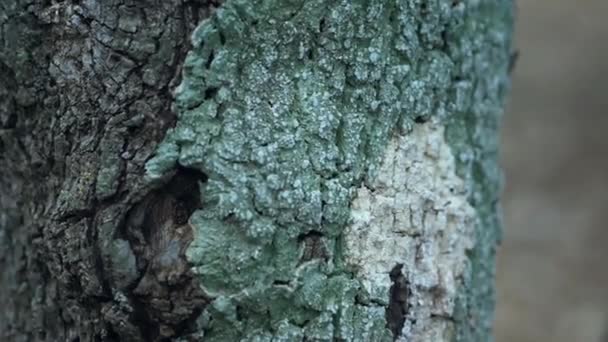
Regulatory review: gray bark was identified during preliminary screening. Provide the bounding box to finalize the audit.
[0,1,513,341]
[1,1,220,340]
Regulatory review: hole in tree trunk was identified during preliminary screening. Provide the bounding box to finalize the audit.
[121,166,209,340]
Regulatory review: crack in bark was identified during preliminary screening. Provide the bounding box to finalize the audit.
[386,264,410,340]
[298,230,329,263]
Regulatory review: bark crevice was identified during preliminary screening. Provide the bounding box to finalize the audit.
[0,1,221,340]
[386,264,410,340]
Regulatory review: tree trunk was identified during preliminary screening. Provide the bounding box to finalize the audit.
[0,1,513,341]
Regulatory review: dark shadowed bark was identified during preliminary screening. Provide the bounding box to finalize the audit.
[0,1,220,340]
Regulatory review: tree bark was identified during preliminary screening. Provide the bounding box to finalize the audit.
[0,1,513,341]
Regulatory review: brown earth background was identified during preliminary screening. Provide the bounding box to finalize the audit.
[496,1,608,341]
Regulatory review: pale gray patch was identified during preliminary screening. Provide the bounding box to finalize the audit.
[345,118,477,341]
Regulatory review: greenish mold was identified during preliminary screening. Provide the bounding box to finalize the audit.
[145,0,513,340]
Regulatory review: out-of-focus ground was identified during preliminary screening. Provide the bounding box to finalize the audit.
[496,1,608,341]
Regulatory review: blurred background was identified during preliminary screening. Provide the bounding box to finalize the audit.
[496,0,608,341]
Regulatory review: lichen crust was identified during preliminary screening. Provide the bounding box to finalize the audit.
[145,0,513,340]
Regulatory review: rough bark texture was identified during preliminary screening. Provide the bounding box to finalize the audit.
[0,0,513,341]
[0,1,221,340]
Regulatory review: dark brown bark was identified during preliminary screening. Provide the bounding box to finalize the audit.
[0,1,219,340]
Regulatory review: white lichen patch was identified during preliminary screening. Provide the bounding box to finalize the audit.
[344,119,477,341]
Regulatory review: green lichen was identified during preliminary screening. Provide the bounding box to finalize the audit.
[442,1,514,341]
[145,0,513,340]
